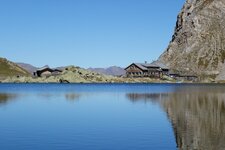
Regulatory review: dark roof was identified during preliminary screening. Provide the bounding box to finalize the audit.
[124,63,147,71]
[138,63,158,68]
[125,61,169,71]
[37,67,53,72]
[36,66,62,72]
[151,61,169,70]
[134,63,148,71]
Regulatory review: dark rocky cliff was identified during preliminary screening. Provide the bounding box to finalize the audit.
[159,0,225,80]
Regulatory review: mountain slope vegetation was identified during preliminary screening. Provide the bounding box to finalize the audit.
[0,58,30,79]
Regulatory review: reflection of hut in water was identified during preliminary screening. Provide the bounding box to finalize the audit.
[126,93,168,104]
[126,86,225,149]
[65,93,81,101]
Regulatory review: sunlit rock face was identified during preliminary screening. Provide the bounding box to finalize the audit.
[159,0,225,79]
[126,86,225,149]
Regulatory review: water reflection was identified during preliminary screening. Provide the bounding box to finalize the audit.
[126,85,225,150]
[127,93,169,104]
[0,93,18,106]
[37,92,81,102]
[65,93,81,101]
[0,91,82,107]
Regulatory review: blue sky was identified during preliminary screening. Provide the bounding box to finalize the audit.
[0,0,185,68]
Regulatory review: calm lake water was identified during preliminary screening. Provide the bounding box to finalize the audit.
[0,83,225,150]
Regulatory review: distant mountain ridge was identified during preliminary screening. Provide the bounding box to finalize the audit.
[88,66,125,76]
[16,63,38,74]
[17,62,126,76]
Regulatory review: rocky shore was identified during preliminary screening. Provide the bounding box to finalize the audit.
[1,66,178,83]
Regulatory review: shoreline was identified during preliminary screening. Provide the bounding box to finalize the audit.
[0,81,222,84]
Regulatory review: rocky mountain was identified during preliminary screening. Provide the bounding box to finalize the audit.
[88,66,126,76]
[16,62,37,74]
[159,0,225,80]
[0,58,30,79]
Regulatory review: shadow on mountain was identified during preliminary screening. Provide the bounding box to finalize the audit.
[126,85,225,150]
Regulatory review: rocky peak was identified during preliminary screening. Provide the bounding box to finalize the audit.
[159,0,225,79]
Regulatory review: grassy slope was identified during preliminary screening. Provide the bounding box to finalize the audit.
[0,58,30,78]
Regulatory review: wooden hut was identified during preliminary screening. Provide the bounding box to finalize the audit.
[33,66,62,77]
[125,61,169,78]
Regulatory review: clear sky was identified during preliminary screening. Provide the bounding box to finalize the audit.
[0,0,185,68]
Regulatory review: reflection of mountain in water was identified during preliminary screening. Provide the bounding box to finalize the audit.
[126,85,225,150]
[127,93,169,104]
[0,93,18,106]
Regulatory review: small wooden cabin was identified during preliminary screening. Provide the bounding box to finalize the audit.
[33,66,62,77]
[125,61,169,78]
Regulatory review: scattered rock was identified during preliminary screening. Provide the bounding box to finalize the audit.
[1,65,178,83]
[59,79,70,83]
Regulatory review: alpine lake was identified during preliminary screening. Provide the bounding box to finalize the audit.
[0,83,224,150]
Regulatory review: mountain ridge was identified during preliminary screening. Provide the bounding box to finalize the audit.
[88,66,125,76]
[159,0,225,80]
[0,58,30,79]
[16,62,37,74]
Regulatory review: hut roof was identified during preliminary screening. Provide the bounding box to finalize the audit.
[134,63,148,71]
[36,66,62,72]
[125,61,169,71]
[151,61,169,70]
[138,63,158,68]
[37,65,51,71]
